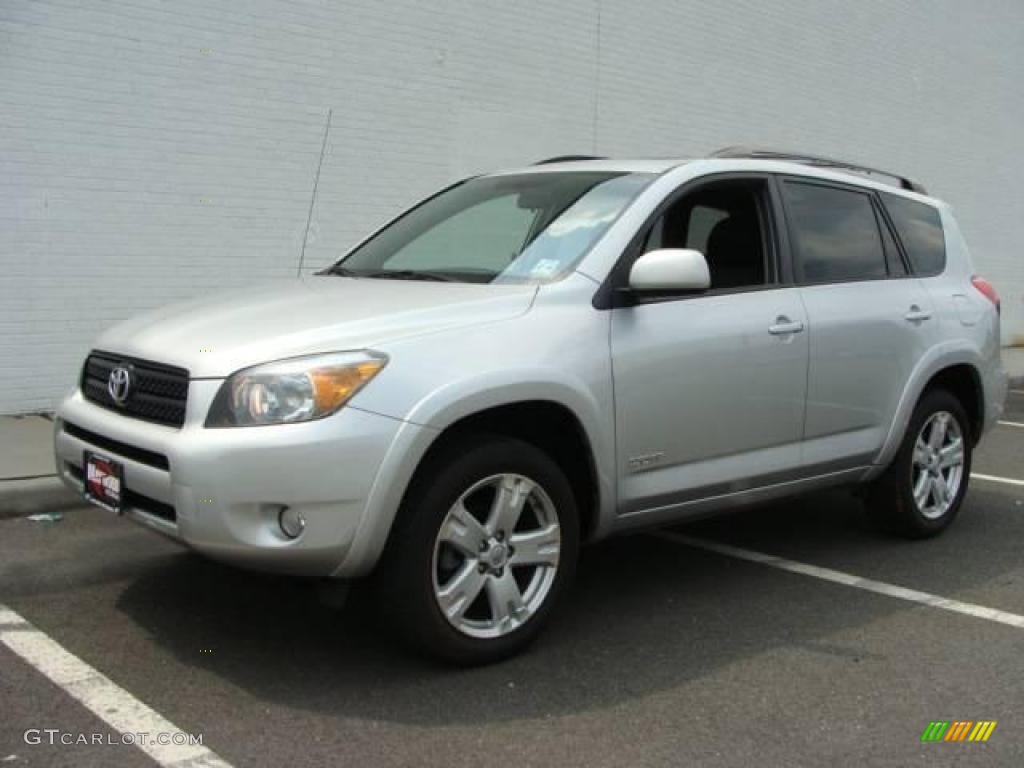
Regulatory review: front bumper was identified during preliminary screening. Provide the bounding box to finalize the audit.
[54,380,412,577]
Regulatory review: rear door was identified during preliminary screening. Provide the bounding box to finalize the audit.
[779,177,936,471]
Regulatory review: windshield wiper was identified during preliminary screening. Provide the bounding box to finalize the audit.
[318,265,457,282]
[362,269,456,282]
[318,265,362,277]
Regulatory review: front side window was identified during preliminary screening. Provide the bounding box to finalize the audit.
[881,192,946,276]
[641,180,770,290]
[783,181,887,283]
[326,172,653,284]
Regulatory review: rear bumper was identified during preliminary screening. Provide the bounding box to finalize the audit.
[54,382,414,577]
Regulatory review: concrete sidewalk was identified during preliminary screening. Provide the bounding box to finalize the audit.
[0,414,78,519]
[1,348,1022,519]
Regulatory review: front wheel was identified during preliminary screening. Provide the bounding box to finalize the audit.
[867,389,972,538]
[377,435,579,664]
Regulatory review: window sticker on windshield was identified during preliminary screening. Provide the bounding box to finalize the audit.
[531,259,561,278]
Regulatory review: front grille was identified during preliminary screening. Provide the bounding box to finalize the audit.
[82,351,189,427]
[67,463,177,523]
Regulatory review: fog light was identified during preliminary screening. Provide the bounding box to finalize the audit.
[278,506,305,539]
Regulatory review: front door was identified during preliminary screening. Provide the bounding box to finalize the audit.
[610,177,809,516]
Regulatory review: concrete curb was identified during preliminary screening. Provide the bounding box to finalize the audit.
[0,476,81,520]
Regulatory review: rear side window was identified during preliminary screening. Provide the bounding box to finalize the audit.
[881,192,946,275]
[783,181,887,283]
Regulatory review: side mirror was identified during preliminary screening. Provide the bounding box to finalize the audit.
[628,248,710,293]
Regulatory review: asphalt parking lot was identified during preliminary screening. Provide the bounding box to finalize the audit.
[2,390,1023,767]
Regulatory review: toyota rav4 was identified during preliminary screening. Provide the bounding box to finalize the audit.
[55,148,1008,663]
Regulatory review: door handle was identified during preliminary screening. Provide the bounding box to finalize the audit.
[904,305,932,323]
[768,318,805,336]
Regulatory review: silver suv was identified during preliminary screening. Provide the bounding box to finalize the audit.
[55,148,1008,663]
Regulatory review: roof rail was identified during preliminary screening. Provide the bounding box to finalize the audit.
[709,146,927,194]
[534,155,606,165]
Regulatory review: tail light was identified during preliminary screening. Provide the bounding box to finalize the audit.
[971,275,1000,314]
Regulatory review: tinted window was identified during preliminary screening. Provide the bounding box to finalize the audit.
[784,182,887,283]
[881,192,946,275]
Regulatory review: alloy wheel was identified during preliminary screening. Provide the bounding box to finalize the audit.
[431,473,561,639]
[910,410,965,520]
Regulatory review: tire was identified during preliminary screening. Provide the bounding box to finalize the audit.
[866,388,972,538]
[375,434,579,665]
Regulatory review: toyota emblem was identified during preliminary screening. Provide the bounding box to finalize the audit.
[107,365,133,405]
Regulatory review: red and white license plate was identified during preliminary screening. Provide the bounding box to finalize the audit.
[83,451,124,514]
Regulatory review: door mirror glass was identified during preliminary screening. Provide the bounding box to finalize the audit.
[628,248,710,292]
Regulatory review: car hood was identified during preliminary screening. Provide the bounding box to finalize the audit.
[94,277,538,378]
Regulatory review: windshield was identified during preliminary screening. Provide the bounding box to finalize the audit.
[323,171,653,284]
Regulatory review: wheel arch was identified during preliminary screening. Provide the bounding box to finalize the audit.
[921,364,983,444]
[873,343,986,474]
[335,381,614,578]
[401,399,603,542]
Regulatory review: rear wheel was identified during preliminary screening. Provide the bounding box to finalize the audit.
[377,435,579,664]
[867,389,971,538]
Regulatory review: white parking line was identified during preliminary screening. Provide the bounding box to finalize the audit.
[971,472,1024,488]
[997,420,1024,429]
[658,533,1024,629]
[1010,389,1024,396]
[0,603,233,768]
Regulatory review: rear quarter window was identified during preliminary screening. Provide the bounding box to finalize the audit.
[880,192,946,276]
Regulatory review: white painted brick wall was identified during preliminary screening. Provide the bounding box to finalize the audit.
[2,0,1022,413]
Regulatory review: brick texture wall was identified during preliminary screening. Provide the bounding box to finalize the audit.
[2,0,1022,412]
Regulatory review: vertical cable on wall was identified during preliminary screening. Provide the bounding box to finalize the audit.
[297,108,332,276]
[591,0,602,153]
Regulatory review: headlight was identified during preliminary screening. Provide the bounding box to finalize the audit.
[205,351,387,427]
